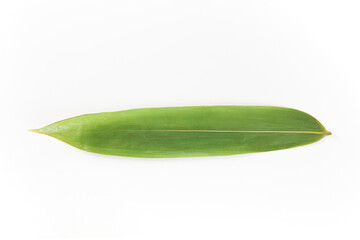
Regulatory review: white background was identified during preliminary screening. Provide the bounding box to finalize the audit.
[1,1,359,239]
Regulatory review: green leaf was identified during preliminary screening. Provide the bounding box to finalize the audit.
[31,106,331,158]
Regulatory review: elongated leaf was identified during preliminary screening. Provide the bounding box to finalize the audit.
[31,106,330,158]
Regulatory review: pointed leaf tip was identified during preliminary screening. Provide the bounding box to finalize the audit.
[29,129,43,134]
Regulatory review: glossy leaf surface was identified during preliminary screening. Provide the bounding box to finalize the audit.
[32,106,330,158]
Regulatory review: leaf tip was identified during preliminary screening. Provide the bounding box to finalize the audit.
[29,128,45,134]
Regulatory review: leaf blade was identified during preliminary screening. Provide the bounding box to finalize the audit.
[34,106,330,158]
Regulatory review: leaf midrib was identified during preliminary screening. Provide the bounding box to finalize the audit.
[105,129,331,135]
